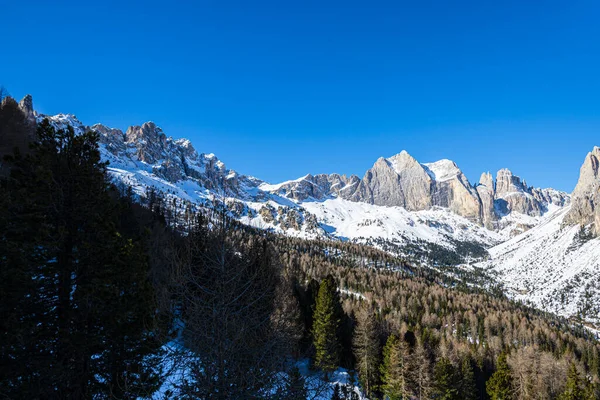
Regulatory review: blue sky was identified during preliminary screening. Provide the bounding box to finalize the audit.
[2,1,599,191]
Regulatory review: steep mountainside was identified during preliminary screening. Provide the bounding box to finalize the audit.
[472,147,600,325]
[564,146,600,235]
[474,205,600,325]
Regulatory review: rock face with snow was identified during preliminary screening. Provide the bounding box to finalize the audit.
[350,151,433,210]
[268,173,360,201]
[564,146,600,235]
[494,168,544,216]
[41,113,262,202]
[25,93,569,237]
[425,159,482,222]
[339,151,567,228]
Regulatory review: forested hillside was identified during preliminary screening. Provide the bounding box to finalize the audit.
[1,96,599,399]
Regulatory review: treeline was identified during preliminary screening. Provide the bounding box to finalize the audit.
[1,96,600,399]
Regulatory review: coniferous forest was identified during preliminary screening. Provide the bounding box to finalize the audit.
[1,97,600,399]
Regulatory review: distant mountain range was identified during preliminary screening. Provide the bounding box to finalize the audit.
[15,94,600,325]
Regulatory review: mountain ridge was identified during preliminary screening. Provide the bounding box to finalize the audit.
[20,93,573,239]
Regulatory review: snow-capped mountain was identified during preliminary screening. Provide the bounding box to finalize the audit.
[19,94,600,325]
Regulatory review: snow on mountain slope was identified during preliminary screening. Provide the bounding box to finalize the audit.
[240,197,502,247]
[474,205,600,324]
[422,159,461,182]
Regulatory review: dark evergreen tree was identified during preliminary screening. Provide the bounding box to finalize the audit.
[380,334,411,400]
[313,275,341,374]
[283,366,308,400]
[558,362,585,400]
[486,352,514,400]
[458,356,478,400]
[433,357,460,400]
[331,383,342,400]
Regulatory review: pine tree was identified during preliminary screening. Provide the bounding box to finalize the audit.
[313,275,341,374]
[458,356,477,400]
[284,366,308,400]
[433,357,460,400]
[352,308,380,397]
[380,334,411,400]
[486,352,514,400]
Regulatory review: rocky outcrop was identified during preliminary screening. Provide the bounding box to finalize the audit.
[350,151,433,210]
[476,172,496,229]
[494,169,545,216]
[18,94,36,125]
[564,147,600,235]
[425,160,481,222]
[93,124,127,154]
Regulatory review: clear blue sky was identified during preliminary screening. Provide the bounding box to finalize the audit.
[2,1,599,191]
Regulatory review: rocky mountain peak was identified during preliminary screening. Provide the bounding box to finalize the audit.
[564,146,600,234]
[479,172,494,188]
[422,159,461,182]
[495,168,527,196]
[386,150,422,173]
[18,94,35,121]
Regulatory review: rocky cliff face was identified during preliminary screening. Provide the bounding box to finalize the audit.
[564,147,600,235]
[349,151,433,210]
[424,159,482,222]
[344,151,568,228]
[476,172,497,229]
[268,173,360,201]
[494,168,544,216]
[18,94,36,125]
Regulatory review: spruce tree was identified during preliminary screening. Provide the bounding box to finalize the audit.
[284,366,308,400]
[433,357,460,400]
[380,334,411,400]
[313,275,341,374]
[486,352,514,400]
[458,356,477,400]
[331,383,342,400]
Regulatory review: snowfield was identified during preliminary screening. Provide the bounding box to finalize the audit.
[473,205,600,325]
